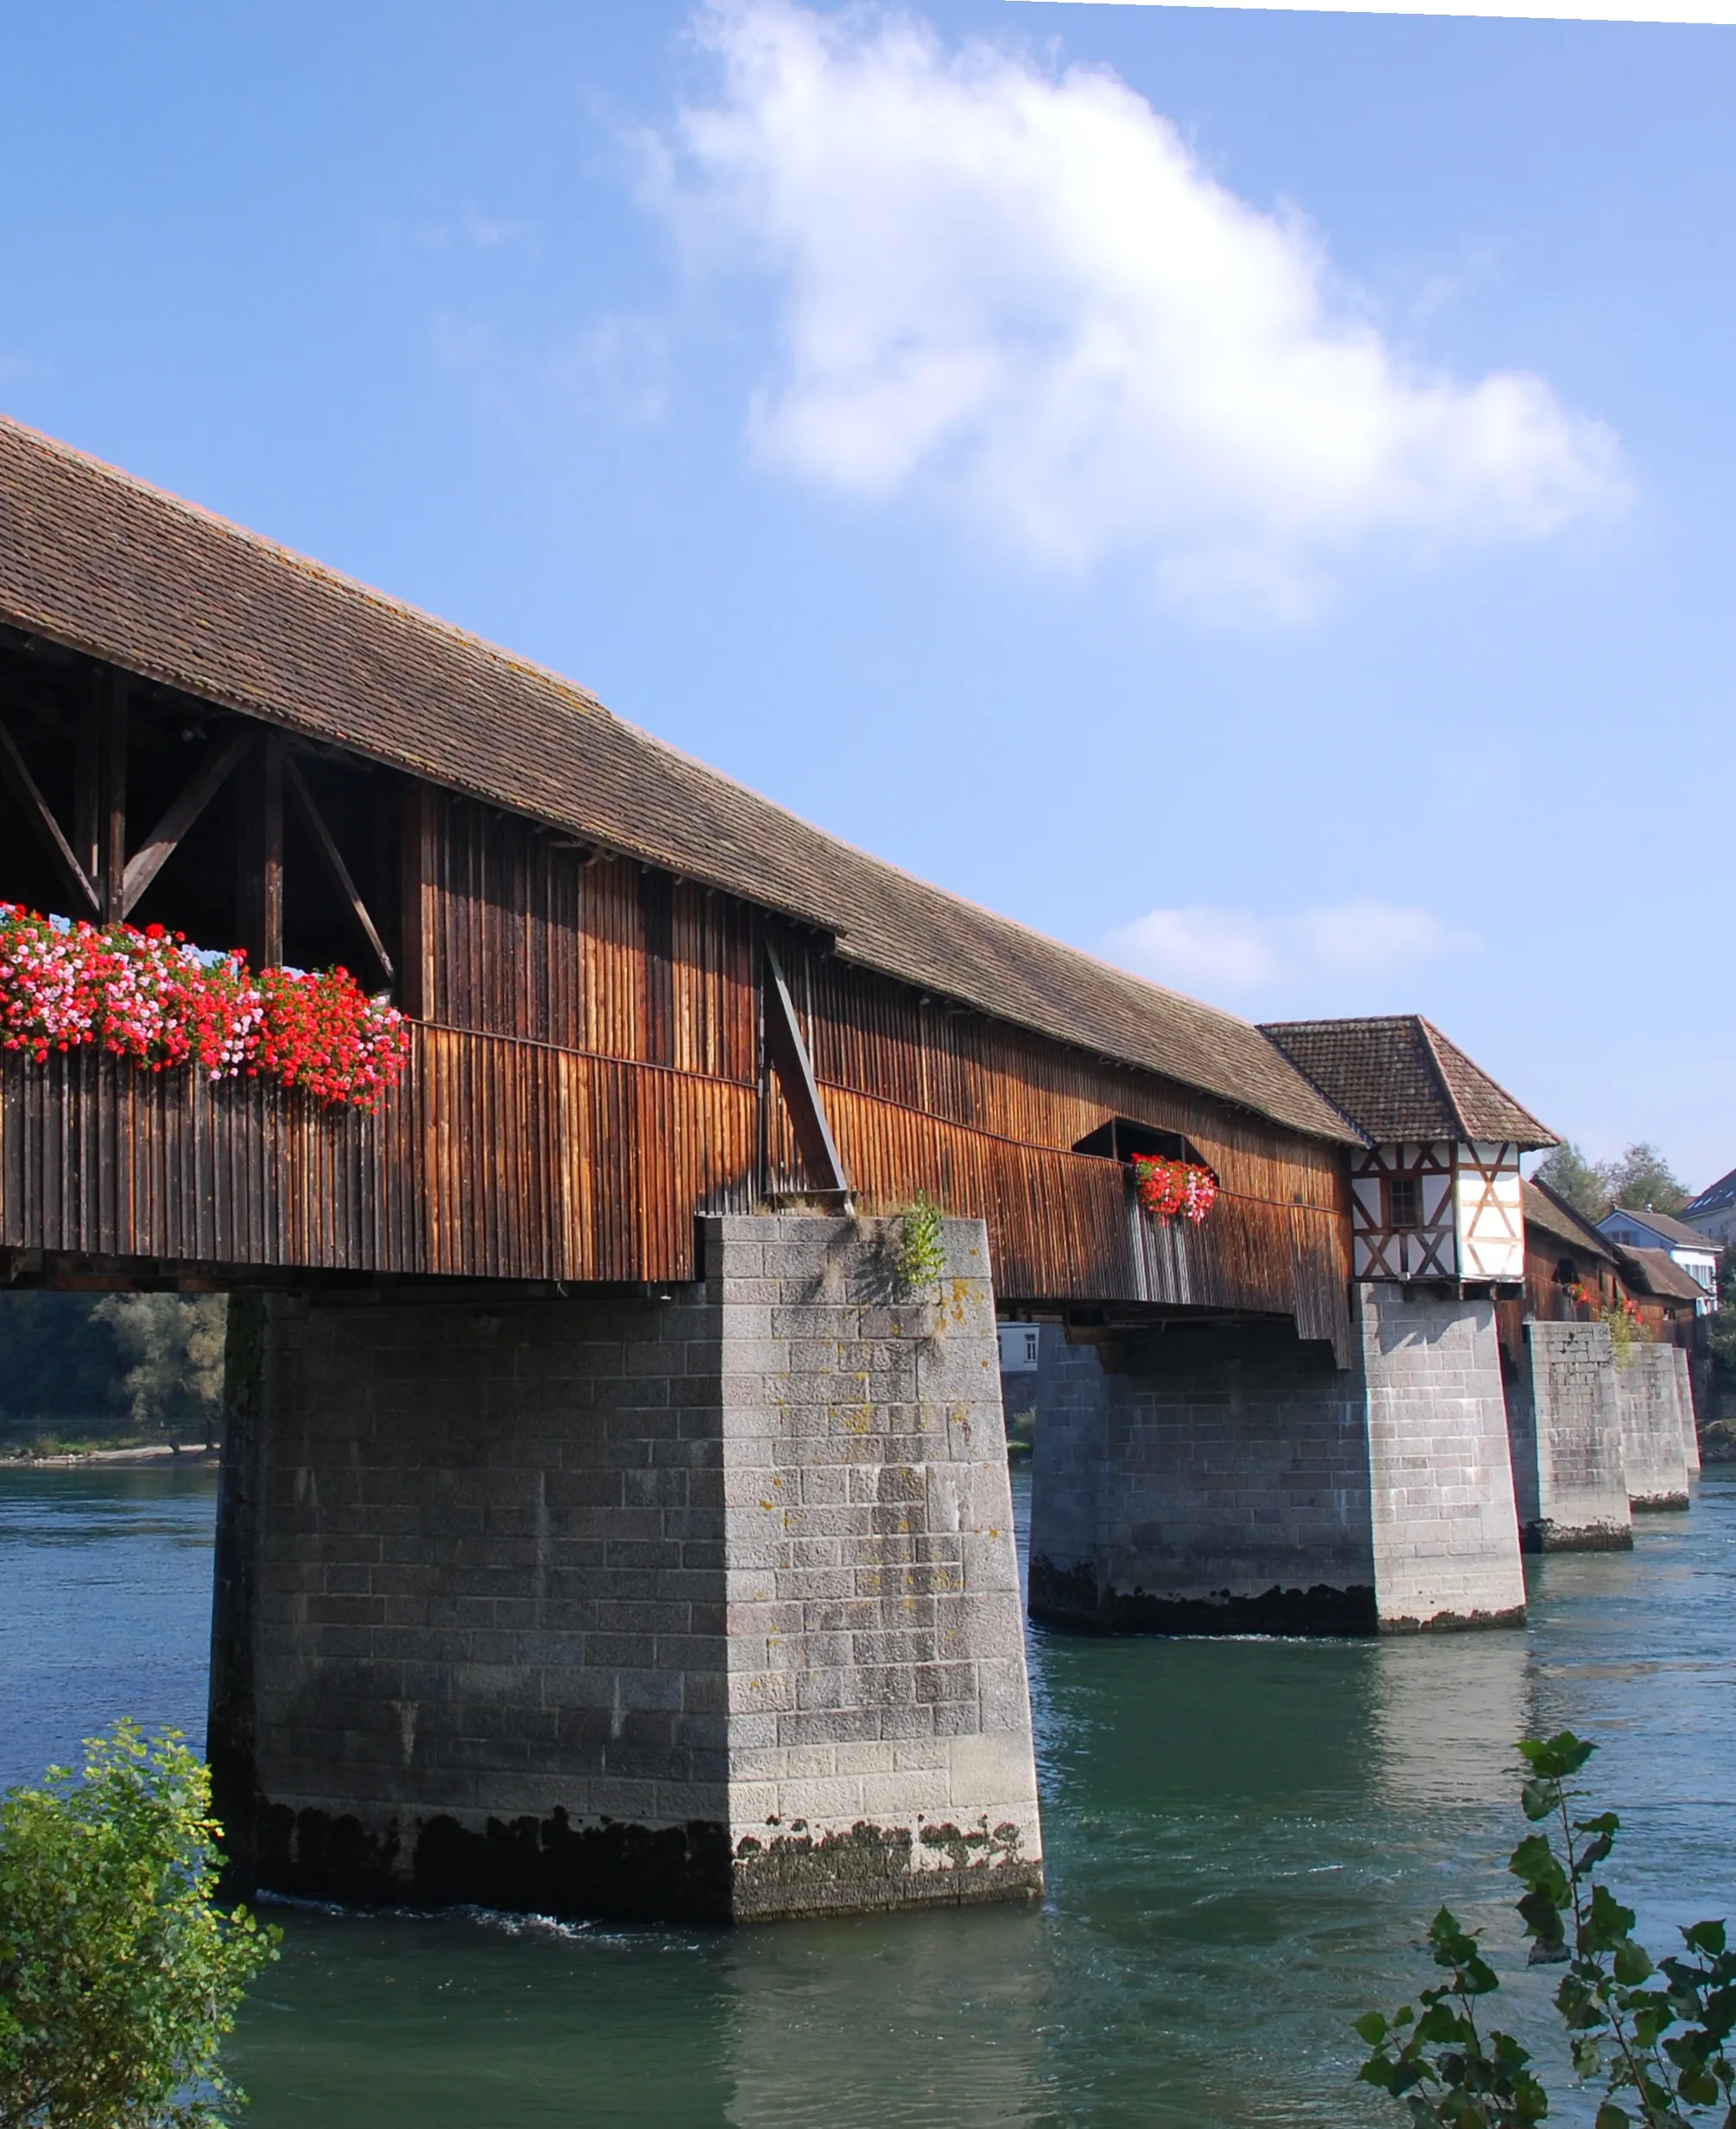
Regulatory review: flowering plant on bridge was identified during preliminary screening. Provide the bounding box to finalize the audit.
[1132,1154,1218,1225]
[0,903,408,1108]
[1567,1279,1649,1361]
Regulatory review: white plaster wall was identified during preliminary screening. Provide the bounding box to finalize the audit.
[1456,1143,1524,1282]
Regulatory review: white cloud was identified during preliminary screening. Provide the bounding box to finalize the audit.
[559,313,672,425]
[1104,900,1479,997]
[391,208,535,253]
[650,0,1626,617]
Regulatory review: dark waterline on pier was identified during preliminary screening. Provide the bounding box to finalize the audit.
[3,1463,1734,2126]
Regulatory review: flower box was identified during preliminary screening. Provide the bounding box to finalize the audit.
[1131,1153,1218,1225]
[0,903,409,1110]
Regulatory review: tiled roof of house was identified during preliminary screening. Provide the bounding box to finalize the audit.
[1598,1207,1720,1253]
[1613,1245,1707,1304]
[1683,1166,1736,1219]
[0,414,1357,1145]
[1258,1015,1557,1150]
[1523,1177,1619,1262]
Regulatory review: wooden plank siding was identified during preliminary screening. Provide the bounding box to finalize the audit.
[1,780,1353,1342]
[0,1032,762,1282]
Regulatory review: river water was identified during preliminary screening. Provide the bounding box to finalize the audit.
[3,1462,1733,2128]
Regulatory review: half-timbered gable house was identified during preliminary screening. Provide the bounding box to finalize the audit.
[1259,1015,1555,1290]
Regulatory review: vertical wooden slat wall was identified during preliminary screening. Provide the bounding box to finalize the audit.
[0,784,1352,1333]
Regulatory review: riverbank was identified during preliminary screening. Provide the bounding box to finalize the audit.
[1,1440,220,1468]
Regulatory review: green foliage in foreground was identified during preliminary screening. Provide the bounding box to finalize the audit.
[1358,1732,1736,2126]
[0,1723,279,2129]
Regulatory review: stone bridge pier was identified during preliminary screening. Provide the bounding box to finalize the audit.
[1616,1344,1696,1511]
[210,1215,1042,1925]
[1503,1321,1634,1552]
[1028,1286,1527,1636]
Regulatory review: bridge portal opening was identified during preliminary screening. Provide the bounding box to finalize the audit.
[0,630,406,996]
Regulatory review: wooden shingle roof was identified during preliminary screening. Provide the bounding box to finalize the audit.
[1614,1245,1707,1305]
[1522,1177,1618,1262]
[0,414,1356,1145]
[1600,1206,1720,1253]
[1259,1015,1556,1150]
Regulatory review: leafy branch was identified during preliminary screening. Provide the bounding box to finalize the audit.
[0,1722,280,2128]
[1359,1732,1736,2128]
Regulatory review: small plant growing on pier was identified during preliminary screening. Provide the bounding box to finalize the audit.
[1358,1730,1736,2126]
[895,1193,947,1290]
[1131,1154,1218,1225]
[0,1721,279,2128]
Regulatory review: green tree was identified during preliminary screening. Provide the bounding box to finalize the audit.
[1708,1250,1736,1383]
[0,1295,133,1431]
[1534,1142,1611,1220]
[89,1295,228,1448]
[0,1723,278,2128]
[1603,1144,1690,1217]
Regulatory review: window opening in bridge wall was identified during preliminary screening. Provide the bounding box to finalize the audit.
[0,634,406,1000]
[1071,1117,1206,1168]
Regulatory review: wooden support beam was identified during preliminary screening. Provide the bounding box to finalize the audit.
[763,940,850,1198]
[120,725,257,918]
[284,754,396,985]
[0,709,100,915]
[99,676,127,924]
[73,675,101,887]
[236,733,285,970]
[397,779,436,1018]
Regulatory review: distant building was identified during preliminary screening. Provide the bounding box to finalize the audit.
[997,1324,1040,1374]
[1679,1166,1736,1251]
[1521,1177,1625,1320]
[1609,1245,1707,1344]
[1596,1205,1720,1313]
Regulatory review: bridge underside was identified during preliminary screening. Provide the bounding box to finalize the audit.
[1026,1286,1530,1636]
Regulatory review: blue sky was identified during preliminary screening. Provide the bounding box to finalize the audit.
[3,1,1730,1184]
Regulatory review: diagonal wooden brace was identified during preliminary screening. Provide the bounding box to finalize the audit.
[121,724,257,916]
[763,940,851,1201]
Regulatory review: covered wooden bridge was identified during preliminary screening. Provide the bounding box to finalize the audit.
[0,416,1589,1927]
[0,414,1358,1338]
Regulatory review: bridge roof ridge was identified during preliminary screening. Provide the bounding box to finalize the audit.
[0,412,1357,1145]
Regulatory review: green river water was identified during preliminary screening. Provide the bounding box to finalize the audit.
[3,1461,1733,2127]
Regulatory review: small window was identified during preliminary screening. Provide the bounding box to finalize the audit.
[998,1325,1040,1374]
[1386,1175,1422,1230]
[1071,1118,1196,1164]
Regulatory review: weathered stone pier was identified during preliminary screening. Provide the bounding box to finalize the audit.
[211,1217,1041,1921]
